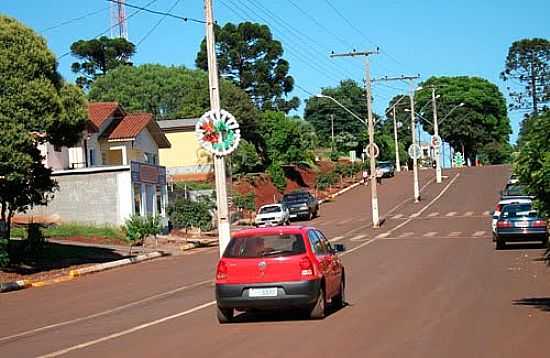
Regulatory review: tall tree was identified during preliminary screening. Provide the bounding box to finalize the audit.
[70,36,135,89]
[500,38,549,115]
[383,94,413,164]
[415,76,511,165]
[195,22,299,113]
[304,79,367,148]
[0,15,87,246]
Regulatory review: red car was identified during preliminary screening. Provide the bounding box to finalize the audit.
[215,226,346,323]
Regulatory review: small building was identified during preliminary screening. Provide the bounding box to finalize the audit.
[28,102,171,226]
[157,119,213,181]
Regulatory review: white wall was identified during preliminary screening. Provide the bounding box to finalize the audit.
[117,170,133,225]
[40,142,69,170]
[134,129,159,162]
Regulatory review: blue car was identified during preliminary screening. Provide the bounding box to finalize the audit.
[495,203,548,250]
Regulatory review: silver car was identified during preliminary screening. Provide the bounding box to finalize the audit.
[254,204,290,227]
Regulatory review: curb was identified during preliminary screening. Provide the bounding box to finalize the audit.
[69,251,165,278]
[0,279,31,293]
[319,181,362,205]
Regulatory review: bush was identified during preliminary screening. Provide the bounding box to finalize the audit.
[0,236,8,268]
[168,198,213,233]
[232,192,256,212]
[123,215,162,254]
[25,223,45,258]
[268,163,287,192]
[329,151,339,162]
[316,171,338,190]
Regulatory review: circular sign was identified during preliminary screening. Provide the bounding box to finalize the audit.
[364,143,379,158]
[408,143,422,160]
[431,135,442,148]
[195,109,241,156]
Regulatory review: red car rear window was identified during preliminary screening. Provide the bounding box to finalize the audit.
[224,234,306,258]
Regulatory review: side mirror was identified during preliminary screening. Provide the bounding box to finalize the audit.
[333,243,346,253]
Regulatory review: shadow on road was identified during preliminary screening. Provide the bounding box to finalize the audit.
[501,243,548,251]
[513,297,550,312]
[230,302,350,324]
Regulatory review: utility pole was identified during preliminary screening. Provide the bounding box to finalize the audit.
[331,49,380,228]
[204,0,231,256]
[392,106,401,172]
[431,87,442,183]
[373,75,421,202]
[330,114,335,152]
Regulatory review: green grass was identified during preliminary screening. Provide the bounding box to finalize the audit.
[174,181,214,191]
[11,224,124,240]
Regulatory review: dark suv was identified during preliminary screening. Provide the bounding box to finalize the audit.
[281,191,319,221]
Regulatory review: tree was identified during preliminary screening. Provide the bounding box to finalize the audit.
[414,76,511,165]
[514,110,550,216]
[89,64,264,158]
[0,15,87,250]
[70,36,135,89]
[231,139,262,175]
[196,22,299,113]
[304,80,368,148]
[500,38,549,115]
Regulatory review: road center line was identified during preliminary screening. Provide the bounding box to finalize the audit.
[36,301,216,358]
[0,279,213,343]
[329,235,344,242]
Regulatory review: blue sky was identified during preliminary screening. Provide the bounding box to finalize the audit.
[2,0,549,144]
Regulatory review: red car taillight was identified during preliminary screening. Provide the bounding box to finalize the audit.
[216,260,228,280]
[495,204,503,212]
[532,220,547,228]
[299,257,314,277]
[497,220,512,228]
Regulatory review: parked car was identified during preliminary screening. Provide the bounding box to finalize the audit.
[507,174,519,185]
[215,226,346,323]
[281,191,319,220]
[494,203,548,250]
[491,197,532,239]
[376,161,396,178]
[255,204,290,227]
[500,184,531,200]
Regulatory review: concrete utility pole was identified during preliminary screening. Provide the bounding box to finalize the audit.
[392,106,401,172]
[331,49,380,228]
[374,75,421,202]
[204,0,231,256]
[431,87,442,183]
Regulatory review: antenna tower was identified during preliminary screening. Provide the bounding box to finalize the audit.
[110,0,128,39]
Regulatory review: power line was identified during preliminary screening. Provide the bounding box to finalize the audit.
[41,7,109,33]
[106,0,205,24]
[136,0,182,46]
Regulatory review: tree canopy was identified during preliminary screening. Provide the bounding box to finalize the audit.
[500,38,549,115]
[414,76,511,165]
[304,80,368,148]
[0,15,87,243]
[70,36,135,89]
[195,22,299,113]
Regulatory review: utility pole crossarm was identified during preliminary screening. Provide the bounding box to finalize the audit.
[330,49,380,58]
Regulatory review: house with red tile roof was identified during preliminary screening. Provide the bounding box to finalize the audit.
[28,102,173,226]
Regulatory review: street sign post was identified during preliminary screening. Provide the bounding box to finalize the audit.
[430,135,442,148]
[364,143,379,158]
[408,143,422,160]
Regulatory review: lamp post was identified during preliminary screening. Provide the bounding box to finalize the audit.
[316,94,379,228]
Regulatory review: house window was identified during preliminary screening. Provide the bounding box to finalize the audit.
[133,183,142,215]
[146,184,155,215]
[89,148,96,166]
[144,152,157,165]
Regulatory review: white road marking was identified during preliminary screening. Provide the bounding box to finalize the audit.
[446,211,457,217]
[423,232,437,237]
[410,212,421,218]
[392,214,404,219]
[375,233,390,239]
[329,235,345,242]
[37,301,216,358]
[428,212,439,217]
[448,231,462,237]
[464,211,474,216]
[0,280,213,343]
[350,234,367,241]
[338,218,354,225]
[483,211,491,216]
[472,231,486,237]
[397,232,414,238]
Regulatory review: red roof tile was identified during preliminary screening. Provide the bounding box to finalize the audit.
[88,102,120,129]
[108,112,152,141]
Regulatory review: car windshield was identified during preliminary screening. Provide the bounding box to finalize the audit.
[501,204,537,219]
[378,162,392,168]
[259,206,282,214]
[282,193,308,202]
[503,184,527,196]
[224,234,306,258]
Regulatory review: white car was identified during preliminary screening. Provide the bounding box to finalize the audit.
[491,197,532,236]
[507,175,519,185]
[254,204,290,227]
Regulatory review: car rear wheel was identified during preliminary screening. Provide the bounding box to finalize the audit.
[496,239,506,250]
[333,277,345,308]
[217,306,234,324]
[309,287,326,319]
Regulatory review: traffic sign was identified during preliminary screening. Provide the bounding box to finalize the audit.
[408,143,422,160]
[454,152,464,168]
[364,143,379,158]
[431,135,442,148]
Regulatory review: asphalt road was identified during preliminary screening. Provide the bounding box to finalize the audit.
[1,165,548,358]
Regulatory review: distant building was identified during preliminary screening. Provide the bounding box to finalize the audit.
[157,119,213,182]
[24,102,171,227]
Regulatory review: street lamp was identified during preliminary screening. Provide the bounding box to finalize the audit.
[385,94,409,173]
[316,93,380,228]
